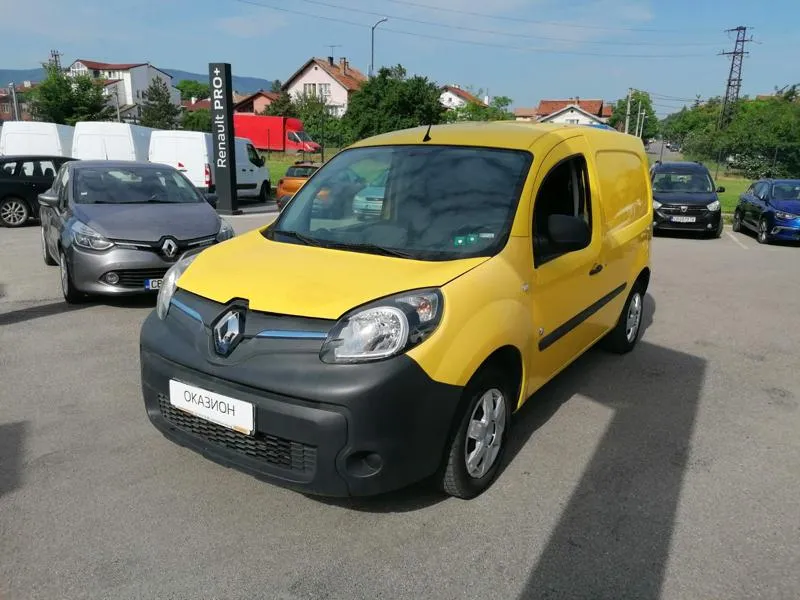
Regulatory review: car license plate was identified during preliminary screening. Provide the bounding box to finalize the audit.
[169,379,255,435]
[671,216,696,223]
[145,278,163,290]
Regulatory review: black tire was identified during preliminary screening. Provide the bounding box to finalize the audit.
[41,227,57,266]
[277,195,290,211]
[732,210,742,233]
[59,250,86,304]
[712,219,723,238]
[0,196,31,228]
[757,218,771,245]
[439,366,513,499]
[259,182,270,203]
[601,282,645,354]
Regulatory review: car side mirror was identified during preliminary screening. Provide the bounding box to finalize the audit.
[547,214,590,251]
[716,186,725,193]
[38,191,59,208]
[204,192,218,208]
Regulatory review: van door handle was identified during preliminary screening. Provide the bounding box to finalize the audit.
[589,264,603,275]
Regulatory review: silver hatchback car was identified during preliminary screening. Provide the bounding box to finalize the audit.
[38,160,234,303]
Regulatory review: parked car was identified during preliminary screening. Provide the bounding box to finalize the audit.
[0,155,75,227]
[148,131,271,201]
[140,122,652,500]
[0,121,74,157]
[352,171,387,219]
[651,161,724,238]
[733,179,800,244]
[72,121,154,161]
[38,160,235,303]
[276,161,322,210]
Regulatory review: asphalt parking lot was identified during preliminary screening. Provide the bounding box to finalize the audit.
[1,217,799,600]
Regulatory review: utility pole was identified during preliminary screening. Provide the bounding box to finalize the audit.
[634,101,642,137]
[49,49,62,71]
[9,83,20,120]
[624,88,632,134]
[113,88,121,122]
[718,26,753,130]
[370,18,388,78]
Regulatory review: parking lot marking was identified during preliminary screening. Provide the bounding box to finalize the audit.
[726,231,748,250]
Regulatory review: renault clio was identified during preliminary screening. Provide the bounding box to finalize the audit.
[140,122,653,499]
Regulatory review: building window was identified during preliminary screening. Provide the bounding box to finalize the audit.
[566,119,579,124]
[318,83,331,99]
[303,83,317,97]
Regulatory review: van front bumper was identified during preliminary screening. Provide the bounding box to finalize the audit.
[653,206,722,233]
[139,311,463,497]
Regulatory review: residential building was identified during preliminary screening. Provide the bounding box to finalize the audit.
[0,81,35,123]
[67,59,181,122]
[515,98,614,125]
[282,57,367,117]
[234,90,280,114]
[440,85,487,109]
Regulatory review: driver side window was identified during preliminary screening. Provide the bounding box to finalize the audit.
[532,154,592,267]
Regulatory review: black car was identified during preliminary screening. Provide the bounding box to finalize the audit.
[732,179,800,244]
[650,161,725,238]
[0,155,75,227]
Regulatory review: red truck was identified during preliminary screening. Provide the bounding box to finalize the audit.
[233,114,320,153]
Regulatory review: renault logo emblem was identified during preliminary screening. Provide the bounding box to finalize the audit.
[161,238,178,258]
[213,310,244,356]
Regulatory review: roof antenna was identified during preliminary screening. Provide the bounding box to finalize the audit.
[422,122,433,142]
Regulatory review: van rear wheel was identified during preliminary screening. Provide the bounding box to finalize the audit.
[259,182,270,203]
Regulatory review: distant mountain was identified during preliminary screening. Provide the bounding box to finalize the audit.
[0,67,273,94]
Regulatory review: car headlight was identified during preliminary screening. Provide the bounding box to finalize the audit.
[776,211,798,220]
[652,200,661,210]
[156,251,202,320]
[216,218,235,242]
[71,221,113,250]
[319,289,443,364]
[707,200,721,211]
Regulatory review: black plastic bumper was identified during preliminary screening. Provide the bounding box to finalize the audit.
[653,208,722,233]
[140,309,463,497]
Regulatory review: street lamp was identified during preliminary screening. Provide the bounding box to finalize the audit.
[370,17,388,78]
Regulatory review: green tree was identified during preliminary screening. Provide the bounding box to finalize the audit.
[270,80,282,93]
[140,78,181,129]
[264,90,297,117]
[343,65,445,141]
[444,95,515,123]
[176,79,210,101]
[28,64,114,125]
[181,108,211,132]
[608,90,658,139]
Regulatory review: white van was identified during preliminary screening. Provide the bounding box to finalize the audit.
[148,131,271,201]
[0,122,74,157]
[72,122,154,161]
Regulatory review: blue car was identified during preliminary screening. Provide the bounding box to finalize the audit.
[733,179,800,244]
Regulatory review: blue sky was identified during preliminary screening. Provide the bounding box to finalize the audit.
[3,0,799,116]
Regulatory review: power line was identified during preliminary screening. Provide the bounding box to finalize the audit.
[289,0,720,47]
[234,0,710,58]
[380,0,720,33]
[718,26,753,129]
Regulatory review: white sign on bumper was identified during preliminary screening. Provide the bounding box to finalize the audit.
[169,379,254,435]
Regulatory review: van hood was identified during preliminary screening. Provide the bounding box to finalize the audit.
[72,203,221,242]
[177,229,490,319]
[653,191,717,206]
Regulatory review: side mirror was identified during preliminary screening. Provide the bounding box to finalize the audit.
[716,186,725,193]
[204,192,218,208]
[38,191,59,208]
[548,214,590,251]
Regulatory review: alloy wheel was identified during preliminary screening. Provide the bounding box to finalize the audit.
[0,199,28,226]
[60,253,69,297]
[625,292,643,343]
[464,388,506,479]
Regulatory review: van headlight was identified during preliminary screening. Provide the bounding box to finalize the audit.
[156,251,202,320]
[707,200,721,211]
[320,289,443,363]
[216,218,235,241]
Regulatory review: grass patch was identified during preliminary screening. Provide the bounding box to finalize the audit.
[716,175,750,213]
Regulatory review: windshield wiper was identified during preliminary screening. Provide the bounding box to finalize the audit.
[325,241,417,259]
[273,229,325,246]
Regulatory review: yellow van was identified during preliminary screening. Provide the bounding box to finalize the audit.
[140,122,652,499]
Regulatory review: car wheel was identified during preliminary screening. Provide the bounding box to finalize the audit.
[601,282,645,354]
[732,210,742,233]
[0,197,30,228]
[757,218,771,245]
[41,227,57,266]
[712,219,723,238]
[439,367,512,499]
[259,182,270,203]
[59,250,85,304]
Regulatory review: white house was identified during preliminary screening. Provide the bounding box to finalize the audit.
[515,98,614,125]
[440,85,487,110]
[67,60,181,122]
[282,57,367,117]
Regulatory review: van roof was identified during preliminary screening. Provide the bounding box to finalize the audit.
[0,155,75,161]
[68,160,167,170]
[349,121,636,152]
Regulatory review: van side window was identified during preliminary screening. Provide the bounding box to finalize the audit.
[532,154,592,267]
[246,144,261,166]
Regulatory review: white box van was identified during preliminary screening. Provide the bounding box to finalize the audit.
[0,122,74,157]
[148,131,271,201]
[72,122,154,161]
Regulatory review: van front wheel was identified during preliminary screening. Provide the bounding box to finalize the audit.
[602,283,644,354]
[439,367,511,499]
[259,182,270,203]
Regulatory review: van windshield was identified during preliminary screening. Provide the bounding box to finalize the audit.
[72,166,204,205]
[266,145,532,261]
